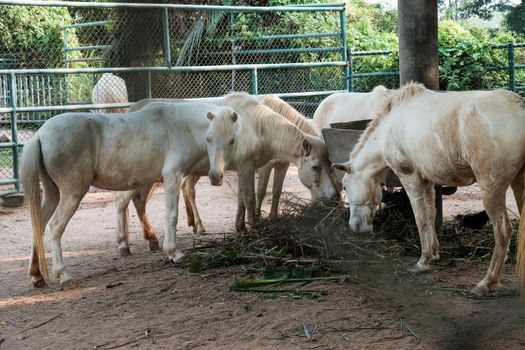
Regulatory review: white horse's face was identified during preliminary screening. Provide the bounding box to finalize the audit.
[297,138,339,205]
[206,109,240,186]
[334,162,381,233]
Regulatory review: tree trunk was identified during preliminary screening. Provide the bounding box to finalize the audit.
[398,0,442,234]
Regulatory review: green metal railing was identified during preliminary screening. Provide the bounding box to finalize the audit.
[487,42,525,92]
[0,1,348,196]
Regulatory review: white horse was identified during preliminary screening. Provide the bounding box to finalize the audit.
[205,93,337,230]
[114,93,338,247]
[22,102,237,289]
[91,73,129,113]
[253,95,325,219]
[311,85,389,132]
[333,82,525,294]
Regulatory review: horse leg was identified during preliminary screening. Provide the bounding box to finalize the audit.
[132,183,160,251]
[269,161,289,220]
[235,179,247,232]
[183,175,205,234]
[239,165,257,229]
[162,172,184,263]
[29,175,59,287]
[401,177,439,273]
[115,190,134,256]
[511,165,525,215]
[472,188,512,294]
[256,162,273,218]
[48,190,86,290]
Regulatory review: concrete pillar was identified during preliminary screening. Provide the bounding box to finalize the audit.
[398,0,439,89]
[398,0,442,234]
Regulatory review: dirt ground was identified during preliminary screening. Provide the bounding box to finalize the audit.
[1,167,525,350]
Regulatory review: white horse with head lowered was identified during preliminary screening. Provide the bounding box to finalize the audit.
[115,93,337,245]
[253,95,326,219]
[333,82,525,294]
[22,102,237,289]
[205,93,337,230]
[91,73,129,113]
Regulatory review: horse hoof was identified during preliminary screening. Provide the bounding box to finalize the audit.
[60,279,77,291]
[119,247,131,257]
[168,251,185,264]
[235,224,247,233]
[149,240,161,251]
[196,228,206,235]
[471,281,500,295]
[407,264,429,273]
[31,277,47,288]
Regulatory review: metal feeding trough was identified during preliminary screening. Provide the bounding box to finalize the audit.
[321,119,402,187]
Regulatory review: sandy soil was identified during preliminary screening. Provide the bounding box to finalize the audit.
[1,167,525,350]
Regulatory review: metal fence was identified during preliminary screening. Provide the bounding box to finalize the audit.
[1,1,525,197]
[0,1,349,196]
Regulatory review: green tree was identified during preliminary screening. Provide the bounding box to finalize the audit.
[0,6,79,68]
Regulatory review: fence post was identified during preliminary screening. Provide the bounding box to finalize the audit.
[146,70,152,98]
[347,48,354,92]
[339,6,349,91]
[251,68,258,95]
[162,7,172,68]
[63,27,69,104]
[508,42,515,92]
[8,72,20,192]
[230,12,237,91]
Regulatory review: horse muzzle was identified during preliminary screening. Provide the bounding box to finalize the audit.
[208,170,224,186]
[349,219,373,234]
[322,193,340,207]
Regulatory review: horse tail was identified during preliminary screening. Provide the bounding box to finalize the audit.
[21,135,49,280]
[517,166,525,295]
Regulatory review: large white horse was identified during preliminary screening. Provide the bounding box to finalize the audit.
[205,93,337,230]
[333,82,525,294]
[114,93,338,246]
[253,95,325,219]
[91,73,129,113]
[311,85,389,132]
[22,102,237,289]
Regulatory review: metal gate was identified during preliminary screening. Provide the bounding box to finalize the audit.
[0,1,348,196]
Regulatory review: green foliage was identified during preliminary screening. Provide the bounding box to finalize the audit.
[504,1,525,35]
[0,6,79,68]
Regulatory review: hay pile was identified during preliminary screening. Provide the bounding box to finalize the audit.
[187,196,520,273]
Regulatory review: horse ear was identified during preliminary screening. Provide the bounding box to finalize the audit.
[231,112,238,123]
[302,139,311,156]
[332,162,351,173]
[207,112,215,121]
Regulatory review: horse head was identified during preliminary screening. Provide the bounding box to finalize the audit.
[332,161,382,233]
[297,136,340,206]
[206,108,240,186]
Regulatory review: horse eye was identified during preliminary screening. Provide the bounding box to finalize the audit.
[312,165,320,171]
[206,137,211,143]
[229,138,235,145]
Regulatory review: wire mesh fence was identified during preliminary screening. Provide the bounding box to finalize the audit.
[1,1,525,196]
[0,1,347,194]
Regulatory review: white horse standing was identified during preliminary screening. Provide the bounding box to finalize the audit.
[114,93,338,248]
[91,73,129,113]
[253,95,325,219]
[22,102,237,288]
[333,83,525,294]
[204,93,337,230]
[311,85,389,132]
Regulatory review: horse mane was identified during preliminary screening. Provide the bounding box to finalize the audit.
[350,82,427,159]
[258,95,318,135]
[219,92,316,155]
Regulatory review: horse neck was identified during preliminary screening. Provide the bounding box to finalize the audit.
[352,122,388,175]
[258,117,304,163]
